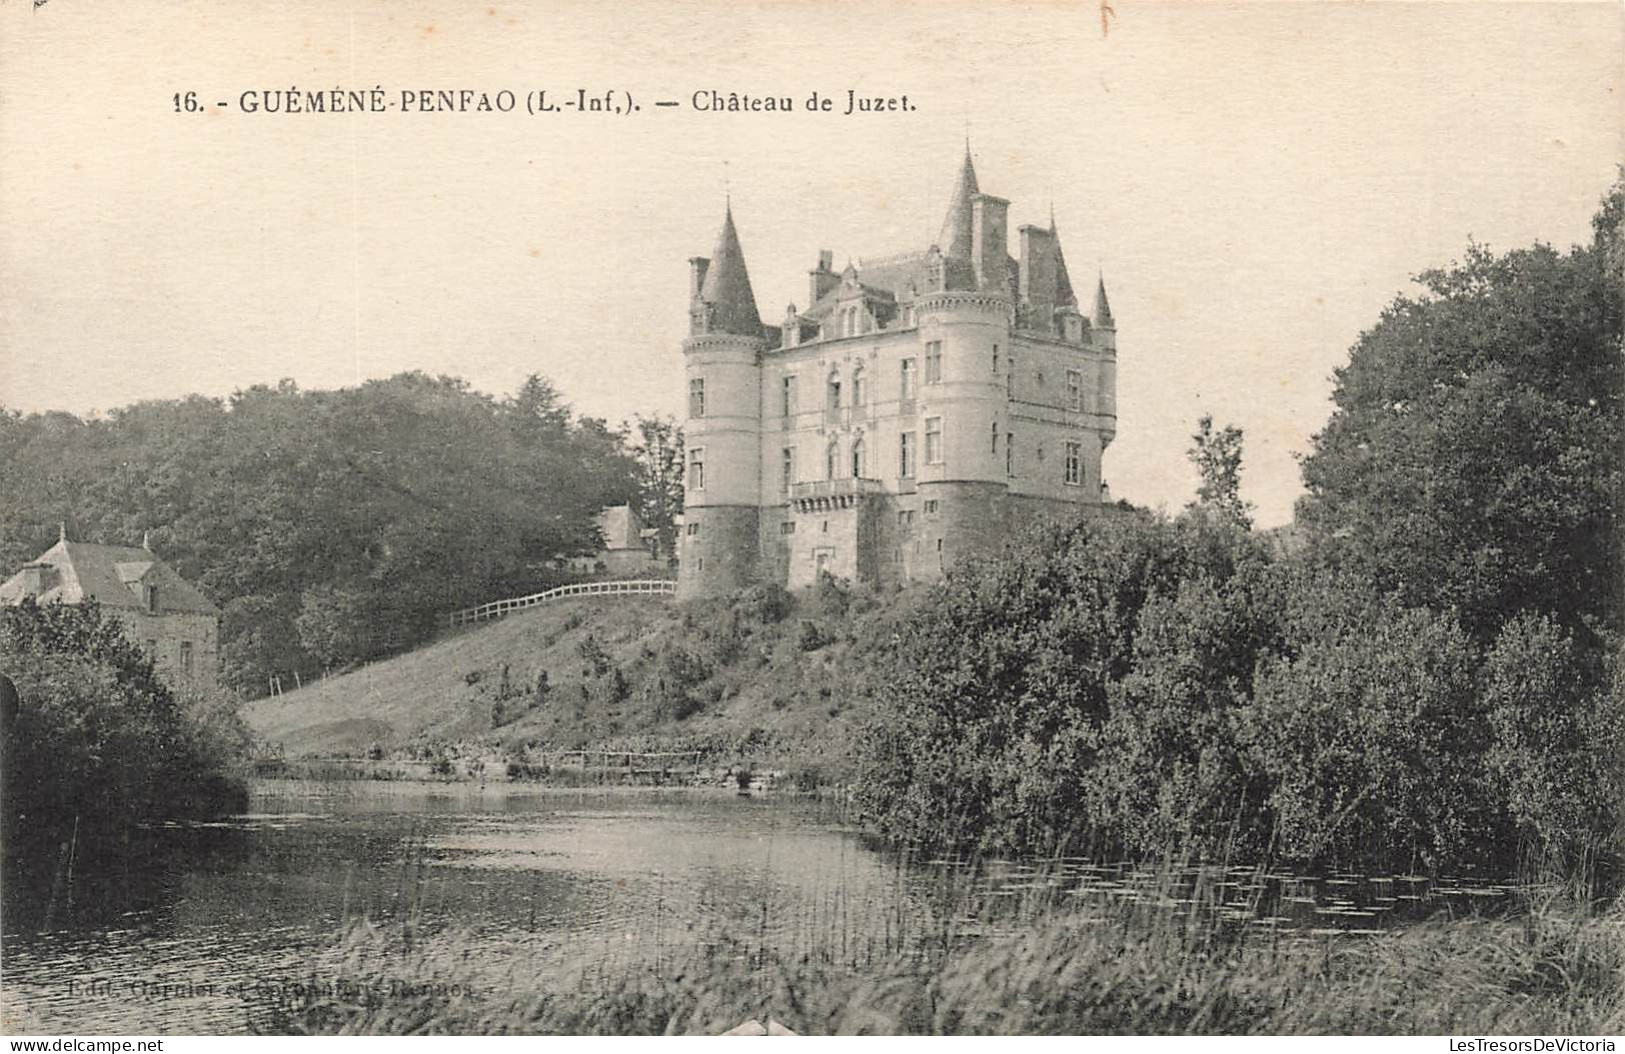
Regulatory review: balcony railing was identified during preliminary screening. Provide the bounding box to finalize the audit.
[789,477,885,509]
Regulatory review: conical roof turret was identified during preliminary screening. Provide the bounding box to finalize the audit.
[697,203,763,337]
[1092,273,1114,328]
[1051,211,1077,309]
[936,145,980,259]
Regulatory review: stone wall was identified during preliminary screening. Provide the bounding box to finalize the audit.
[677,505,761,600]
[110,608,219,690]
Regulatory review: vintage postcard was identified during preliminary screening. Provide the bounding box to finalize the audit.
[1,0,1622,1042]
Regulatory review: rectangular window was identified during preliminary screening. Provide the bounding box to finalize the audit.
[900,431,916,478]
[686,522,701,536]
[1066,369,1082,411]
[992,344,999,375]
[1006,356,1015,398]
[897,509,915,527]
[1006,432,1015,476]
[925,417,943,464]
[782,375,799,417]
[781,520,796,535]
[146,585,159,613]
[689,377,706,418]
[923,499,940,515]
[688,447,705,491]
[179,641,193,675]
[900,358,917,403]
[1065,441,1083,485]
[925,341,942,383]
[991,421,999,454]
[781,447,796,493]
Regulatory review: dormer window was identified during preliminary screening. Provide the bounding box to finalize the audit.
[145,584,160,613]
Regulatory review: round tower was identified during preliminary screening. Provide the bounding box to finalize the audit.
[678,205,766,601]
[906,145,1019,577]
[913,288,1013,577]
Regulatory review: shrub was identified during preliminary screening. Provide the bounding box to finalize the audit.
[0,599,249,846]
[851,511,1275,857]
[1482,614,1623,860]
[1246,594,1499,870]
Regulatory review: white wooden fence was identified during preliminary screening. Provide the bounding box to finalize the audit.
[443,579,676,628]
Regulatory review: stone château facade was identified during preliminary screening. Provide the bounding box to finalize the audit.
[678,147,1118,600]
[0,530,221,689]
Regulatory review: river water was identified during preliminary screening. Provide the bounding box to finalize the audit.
[0,779,1516,1034]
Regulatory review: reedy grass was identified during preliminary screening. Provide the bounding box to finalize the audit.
[255,864,1625,1036]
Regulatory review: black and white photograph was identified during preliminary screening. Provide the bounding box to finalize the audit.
[0,0,1621,1041]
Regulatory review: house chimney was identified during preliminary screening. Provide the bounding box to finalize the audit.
[1018,224,1057,331]
[808,250,839,306]
[971,194,1010,293]
[687,256,711,300]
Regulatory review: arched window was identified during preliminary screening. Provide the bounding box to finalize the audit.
[851,364,865,407]
[827,439,841,480]
[851,438,867,479]
[827,371,841,410]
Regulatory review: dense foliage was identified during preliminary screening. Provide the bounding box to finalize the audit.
[852,176,1625,872]
[852,507,1622,870]
[0,599,250,843]
[1298,180,1623,643]
[0,372,651,693]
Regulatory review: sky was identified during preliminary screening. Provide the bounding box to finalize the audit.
[0,1,1620,527]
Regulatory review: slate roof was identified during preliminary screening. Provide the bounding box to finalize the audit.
[1052,219,1078,309]
[595,505,648,551]
[0,539,220,615]
[769,148,1089,345]
[697,204,763,338]
[937,146,980,260]
[1093,274,1114,328]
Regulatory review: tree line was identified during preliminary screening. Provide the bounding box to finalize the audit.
[0,372,685,695]
[850,175,1623,873]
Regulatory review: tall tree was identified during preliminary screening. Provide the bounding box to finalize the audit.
[629,414,684,559]
[1186,414,1252,528]
[0,372,645,694]
[1297,175,1624,642]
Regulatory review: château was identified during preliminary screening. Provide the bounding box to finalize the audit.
[678,146,1119,600]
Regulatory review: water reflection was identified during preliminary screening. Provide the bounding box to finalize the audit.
[0,779,1519,1034]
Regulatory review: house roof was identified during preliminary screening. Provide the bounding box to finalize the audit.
[0,539,220,615]
[594,505,647,551]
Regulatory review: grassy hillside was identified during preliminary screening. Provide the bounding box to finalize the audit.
[242,581,901,774]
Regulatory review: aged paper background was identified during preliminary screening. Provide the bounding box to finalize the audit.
[1,0,1620,526]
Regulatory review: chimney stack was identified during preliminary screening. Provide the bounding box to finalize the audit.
[971,194,1010,293]
[808,250,838,306]
[1018,224,1058,331]
[687,257,711,300]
